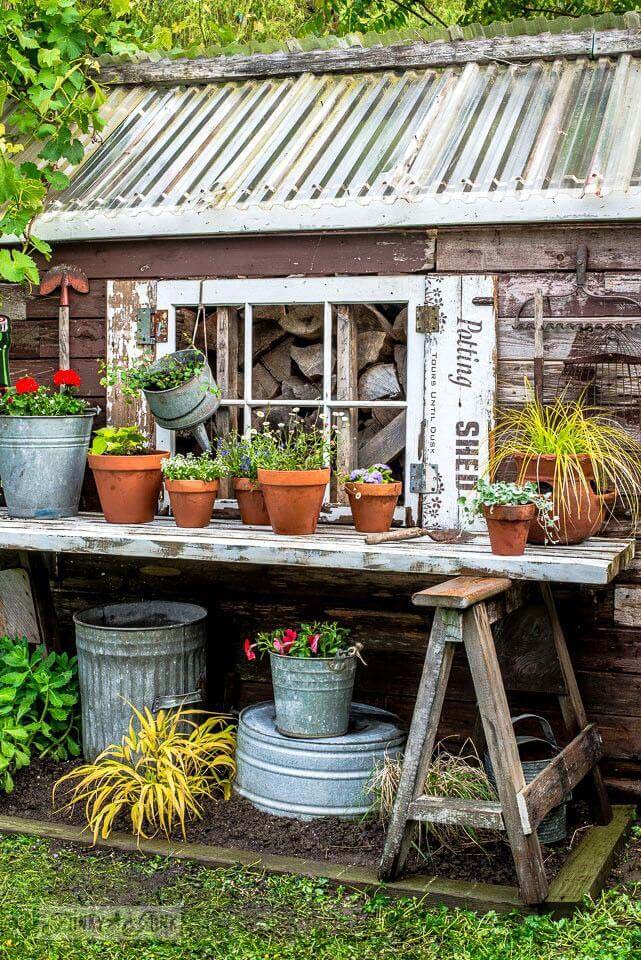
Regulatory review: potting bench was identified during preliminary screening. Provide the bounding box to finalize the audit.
[0,512,633,905]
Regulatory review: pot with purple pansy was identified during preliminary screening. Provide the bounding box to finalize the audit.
[243,621,364,738]
[343,463,402,534]
[217,430,270,526]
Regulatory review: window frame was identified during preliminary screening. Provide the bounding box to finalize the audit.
[156,276,426,524]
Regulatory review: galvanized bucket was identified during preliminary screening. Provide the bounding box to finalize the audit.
[485,713,568,844]
[0,412,95,518]
[142,349,220,433]
[235,701,406,819]
[270,652,357,739]
[74,600,207,759]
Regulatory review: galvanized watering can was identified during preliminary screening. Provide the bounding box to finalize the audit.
[143,348,220,452]
[485,713,568,844]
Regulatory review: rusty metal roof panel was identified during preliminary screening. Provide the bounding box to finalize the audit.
[35,54,641,240]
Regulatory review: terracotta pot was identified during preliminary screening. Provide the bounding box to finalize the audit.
[258,468,330,536]
[513,453,607,546]
[233,477,270,526]
[483,503,535,556]
[346,481,402,533]
[88,451,169,524]
[165,478,218,528]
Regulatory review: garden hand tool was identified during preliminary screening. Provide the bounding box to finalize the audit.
[39,263,89,368]
[365,527,472,545]
[0,314,10,391]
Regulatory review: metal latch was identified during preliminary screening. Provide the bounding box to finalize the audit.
[136,308,169,346]
[409,462,440,494]
[416,304,439,334]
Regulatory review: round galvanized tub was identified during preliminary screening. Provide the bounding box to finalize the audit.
[74,601,207,760]
[142,349,220,432]
[0,413,95,518]
[235,701,406,819]
[270,652,357,739]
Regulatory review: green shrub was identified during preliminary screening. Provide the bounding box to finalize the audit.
[89,426,149,456]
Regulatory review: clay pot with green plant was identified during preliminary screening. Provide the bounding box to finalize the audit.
[253,411,334,536]
[460,479,556,556]
[244,621,362,738]
[88,426,168,524]
[217,429,270,526]
[344,463,402,533]
[492,395,641,545]
[162,452,226,528]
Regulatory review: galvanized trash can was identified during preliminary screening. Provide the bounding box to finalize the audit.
[235,701,406,820]
[74,601,207,760]
[485,713,568,844]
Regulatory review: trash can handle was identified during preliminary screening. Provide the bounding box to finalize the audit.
[510,713,558,748]
[152,689,204,713]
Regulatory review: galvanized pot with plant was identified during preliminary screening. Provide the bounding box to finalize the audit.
[162,452,227,528]
[0,368,96,518]
[343,463,402,533]
[244,621,364,739]
[88,426,168,524]
[459,479,556,556]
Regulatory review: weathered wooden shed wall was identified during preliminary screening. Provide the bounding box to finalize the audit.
[6,221,641,796]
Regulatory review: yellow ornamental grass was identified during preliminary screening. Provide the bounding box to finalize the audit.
[53,706,236,843]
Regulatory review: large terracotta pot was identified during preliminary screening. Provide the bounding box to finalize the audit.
[165,478,218,528]
[258,468,330,536]
[482,503,535,556]
[89,451,168,524]
[346,481,402,533]
[513,453,608,545]
[233,477,270,526]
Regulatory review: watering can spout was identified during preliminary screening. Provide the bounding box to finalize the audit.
[191,422,212,453]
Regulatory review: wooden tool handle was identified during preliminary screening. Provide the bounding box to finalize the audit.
[365,527,428,545]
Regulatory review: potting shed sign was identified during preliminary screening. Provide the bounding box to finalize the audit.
[422,275,497,531]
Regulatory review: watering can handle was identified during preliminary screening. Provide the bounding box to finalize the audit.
[510,713,558,749]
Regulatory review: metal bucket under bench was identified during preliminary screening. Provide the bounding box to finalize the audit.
[0,511,634,906]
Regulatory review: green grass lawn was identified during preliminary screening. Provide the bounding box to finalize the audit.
[1,832,640,960]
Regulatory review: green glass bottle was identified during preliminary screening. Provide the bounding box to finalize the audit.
[0,315,10,390]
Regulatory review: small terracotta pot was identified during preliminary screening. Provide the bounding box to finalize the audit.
[258,468,330,536]
[513,453,606,545]
[346,481,402,533]
[233,477,270,526]
[483,503,535,556]
[165,478,218,528]
[89,451,169,524]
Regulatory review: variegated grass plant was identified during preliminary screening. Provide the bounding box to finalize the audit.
[492,393,641,530]
[368,739,497,853]
[53,706,236,843]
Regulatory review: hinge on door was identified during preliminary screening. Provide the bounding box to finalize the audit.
[410,462,440,494]
[136,308,168,346]
[416,304,439,334]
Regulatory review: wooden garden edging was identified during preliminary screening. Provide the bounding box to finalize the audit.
[0,806,633,916]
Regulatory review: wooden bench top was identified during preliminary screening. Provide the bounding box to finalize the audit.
[0,513,633,585]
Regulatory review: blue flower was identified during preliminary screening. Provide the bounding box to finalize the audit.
[364,471,384,483]
[349,469,366,481]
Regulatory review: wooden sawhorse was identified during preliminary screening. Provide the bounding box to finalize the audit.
[379,576,611,905]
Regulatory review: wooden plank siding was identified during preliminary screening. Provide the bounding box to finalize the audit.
[2,222,641,785]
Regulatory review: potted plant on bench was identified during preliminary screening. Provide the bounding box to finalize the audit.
[0,369,96,518]
[162,452,227,528]
[344,463,402,533]
[88,426,168,524]
[460,479,556,556]
[254,411,334,536]
[218,429,270,526]
[244,621,363,738]
[493,395,641,544]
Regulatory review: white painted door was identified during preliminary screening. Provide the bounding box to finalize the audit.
[422,275,497,531]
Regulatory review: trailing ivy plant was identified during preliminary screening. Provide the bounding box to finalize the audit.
[0,636,80,793]
[0,0,149,288]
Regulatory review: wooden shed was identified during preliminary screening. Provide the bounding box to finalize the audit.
[4,15,641,806]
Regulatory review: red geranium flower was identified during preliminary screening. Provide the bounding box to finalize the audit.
[243,638,256,662]
[15,376,39,395]
[53,368,81,388]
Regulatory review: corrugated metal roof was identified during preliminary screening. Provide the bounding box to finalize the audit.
[35,53,641,240]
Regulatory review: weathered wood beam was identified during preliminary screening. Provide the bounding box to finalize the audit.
[408,796,505,831]
[517,724,604,834]
[100,30,641,86]
[413,576,513,610]
[335,305,358,505]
